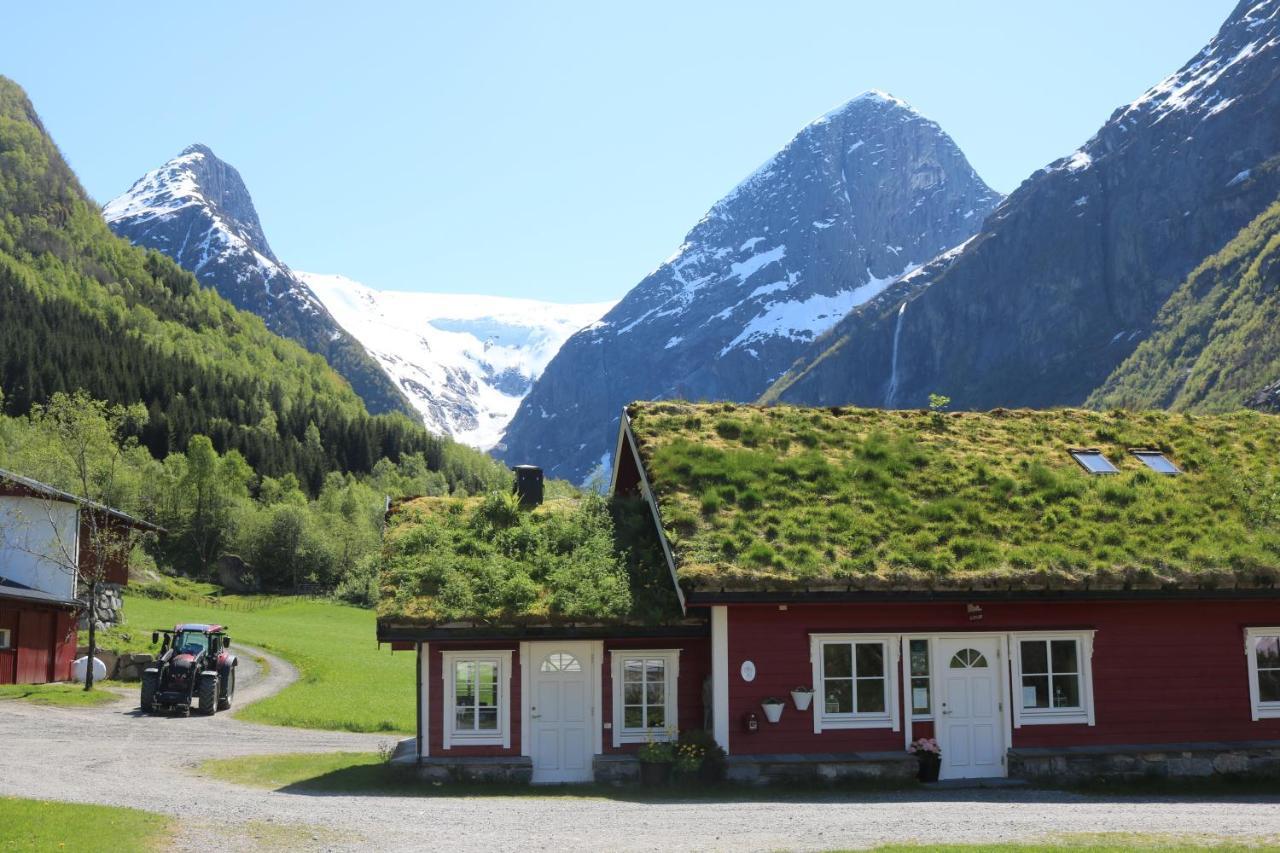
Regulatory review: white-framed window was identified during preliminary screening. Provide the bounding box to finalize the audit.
[1245,627,1280,721]
[1010,632,1095,726]
[907,637,932,719]
[441,650,512,749]
[610,649,679,746]
[0,628,10,650]
[810,634,899,732]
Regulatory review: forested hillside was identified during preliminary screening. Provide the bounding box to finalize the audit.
[0,76,502,495]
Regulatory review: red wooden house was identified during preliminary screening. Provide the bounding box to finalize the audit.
[377,403,1280,784]
[0,469,161,684]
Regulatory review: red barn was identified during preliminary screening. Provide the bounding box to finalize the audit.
[0,469,161,684]
[378,404,1280,784]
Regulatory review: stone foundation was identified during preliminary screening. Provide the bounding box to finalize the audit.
[1009,741,1280,781]
[78,582,124,630]
[725,752,917,785]
[414,755,533,784]
[593,753,641,784]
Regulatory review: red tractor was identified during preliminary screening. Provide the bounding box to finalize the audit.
[140,624,237,716]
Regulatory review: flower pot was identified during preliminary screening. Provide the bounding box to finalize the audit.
[639,761,672,786]
[916,753,941,783]
[790,690,814,711]
[761,701,785,723]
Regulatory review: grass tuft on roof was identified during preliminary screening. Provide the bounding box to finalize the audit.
[626,402,1280,593]
[378,491,681,627]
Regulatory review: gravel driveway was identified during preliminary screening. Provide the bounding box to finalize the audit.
[3,651,1280,852]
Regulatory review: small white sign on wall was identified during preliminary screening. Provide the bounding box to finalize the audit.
[740,660,756,682]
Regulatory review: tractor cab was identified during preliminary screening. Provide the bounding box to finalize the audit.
[140,623,237,717]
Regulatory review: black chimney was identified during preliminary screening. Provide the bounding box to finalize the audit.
[512,465,544,508]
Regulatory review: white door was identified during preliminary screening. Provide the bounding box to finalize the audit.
[528,642,594,784]
[936,637,1006,779]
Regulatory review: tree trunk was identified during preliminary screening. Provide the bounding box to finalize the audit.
[84,578,97,691]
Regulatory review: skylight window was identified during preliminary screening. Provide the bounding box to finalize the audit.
[1131,450,1181,475]
[1069,449,1118,475]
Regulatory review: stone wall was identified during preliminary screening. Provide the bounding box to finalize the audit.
[725,752,917,786]
[414,756,533,784]
[593,754,640,785]
[78,581,123,630]
[1009,742,1280,781]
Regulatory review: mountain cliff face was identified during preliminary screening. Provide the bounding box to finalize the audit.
[1089,193,1280,411]
[302,272,613,449]
[104,146,413,417]
[769,0,1280,411]
[499,91,1001,482]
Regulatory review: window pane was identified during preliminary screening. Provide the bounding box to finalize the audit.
[623,682,642,705]
[1051,640,1079,674]
[1021,640,1048,674]
[477,707,498,730]
[856,678,886,713]
[824,679,852,714]
[623,706,644,728]
[649,705,665,729]
[1259,670,1280,703]
[855,643,884,677]
[645,659,665,682]
[1257,637,1280,669]
[1051,674,1080,708]
[477,663,498,707]
[455,663,475,705]
[911,677,931,715]
[645,681,664,706]
[455,706,475,730]
[823,644,852,678]
[1022,675,1050,708]
[623,659,644,683]
[910,639,929,677]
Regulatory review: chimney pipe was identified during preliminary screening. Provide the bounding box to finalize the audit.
[512,465,544,508]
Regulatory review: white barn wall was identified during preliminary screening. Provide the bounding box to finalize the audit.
[0,495,79,599]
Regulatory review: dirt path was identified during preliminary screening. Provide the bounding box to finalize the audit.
[4,652,1280,851]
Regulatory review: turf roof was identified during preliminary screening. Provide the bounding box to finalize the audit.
[625,402,1280,593]
[378,491,683,628]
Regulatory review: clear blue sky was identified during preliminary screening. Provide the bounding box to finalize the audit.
[7,1,1235,303]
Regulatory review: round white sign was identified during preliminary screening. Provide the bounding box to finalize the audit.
[740,660,756,682]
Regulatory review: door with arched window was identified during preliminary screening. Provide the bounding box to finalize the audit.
[935,637,1006,779]
[528,642,594,783]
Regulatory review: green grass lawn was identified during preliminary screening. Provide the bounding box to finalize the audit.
[118,595,414,733]
[0,682,124,707]
[0,796,172,852]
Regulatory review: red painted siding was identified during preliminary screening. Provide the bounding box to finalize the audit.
[724,599,1280,756]
[0,601,77,685]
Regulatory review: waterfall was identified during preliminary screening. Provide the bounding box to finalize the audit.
[884,301,907,409]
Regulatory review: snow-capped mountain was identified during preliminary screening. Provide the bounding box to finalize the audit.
[103,145,412,417]
[301,272,614,449]
[769,0,1280,412]
[499,91,1002,482]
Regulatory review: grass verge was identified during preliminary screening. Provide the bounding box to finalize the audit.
[0,682,124,707]
[120,595,413,733]
[0,796,172,852]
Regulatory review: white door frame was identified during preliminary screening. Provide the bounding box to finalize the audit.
[519,641,603,782]
[919,632,1013,779]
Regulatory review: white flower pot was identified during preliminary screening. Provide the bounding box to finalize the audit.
[761,702,785,723]
[791,690,814,711]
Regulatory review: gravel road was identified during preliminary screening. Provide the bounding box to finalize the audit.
[3,650,1280,852]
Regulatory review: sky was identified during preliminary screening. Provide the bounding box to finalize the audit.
[7,1,1236,303]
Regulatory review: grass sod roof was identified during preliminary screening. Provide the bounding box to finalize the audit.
[625,402,1280,594]
[377,491,683,628]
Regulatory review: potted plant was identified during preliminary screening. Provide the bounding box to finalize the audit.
[790,685,814,711]
[908,737,942,782]
[761,697,785,723]
[677,729,726,783]
[636,737,675,786]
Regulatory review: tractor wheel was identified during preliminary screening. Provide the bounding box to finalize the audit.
[217,666,235,711]
[140,670,158,713]
[197,673,219,716]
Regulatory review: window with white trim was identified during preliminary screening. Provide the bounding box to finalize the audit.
[610,650,678,745]
[811,634,899,731]
[1011,632,1095,726]
[0,628,9,650]
[441,650,512,748]
[1246,627,1280,720]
